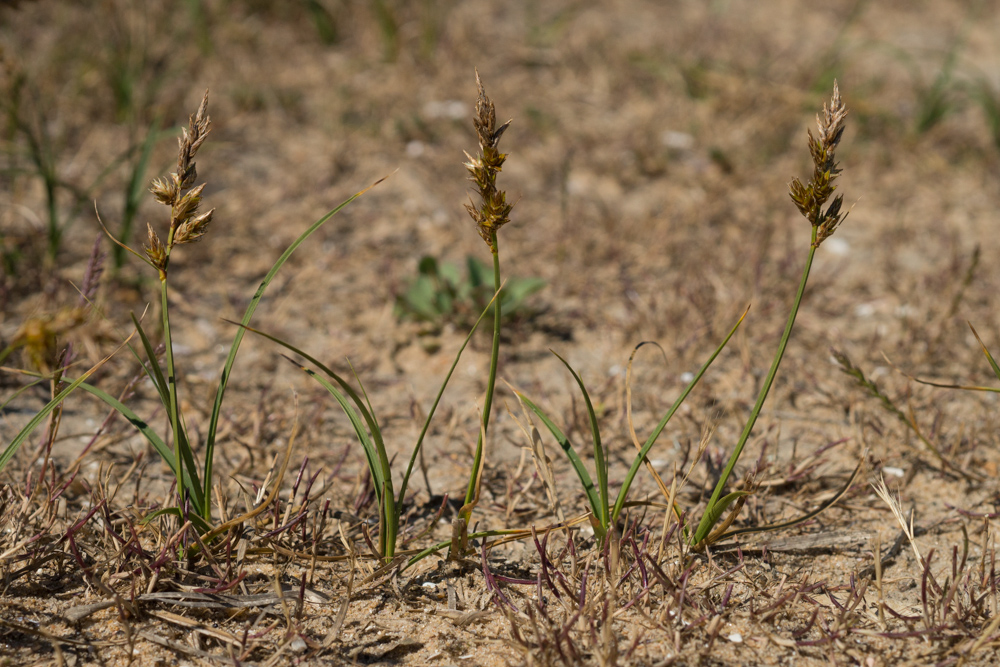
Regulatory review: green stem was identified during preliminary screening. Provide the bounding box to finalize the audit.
[381,479,395,562]
[465,232,501,506]
[396,288,498,515]
[159,270,185,510]
[45,175,59,261]
[691,229,819,545]
[159,240,203,519]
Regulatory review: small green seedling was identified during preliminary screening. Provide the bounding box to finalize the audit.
[396,254,545,328]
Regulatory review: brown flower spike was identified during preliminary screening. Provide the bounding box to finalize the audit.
[788,81,849,247]
[464,71,513,253]
[143,91,215,274]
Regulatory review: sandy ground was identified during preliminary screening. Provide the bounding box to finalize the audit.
[3,1,1000,665]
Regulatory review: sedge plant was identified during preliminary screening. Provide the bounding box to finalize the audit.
[515,313,748,544]
[455,71,514,553]
[232,290,498,565]
[688,82,851,546]
[518,83,853,548]
[1,91,377,534]
[233,73,514,565]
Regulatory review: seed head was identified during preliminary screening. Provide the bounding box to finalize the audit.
[174,208,214,244]
[12,308,87,374]
[143,90,214,273]
[788,81,849,247]
[465,71,513,252]
[150,176,178,205]
[143,223,167,270]
[171,183,205,229]
[177,92,211,189]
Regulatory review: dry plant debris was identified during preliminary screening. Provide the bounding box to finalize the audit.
[2,2,1000,666]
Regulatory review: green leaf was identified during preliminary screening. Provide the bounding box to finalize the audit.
[396,285,499,518]
[516,391,604,536]
[0,376,46,413]
[1,375,93,473]
[417,255,439,276]
[294,362,387,500]
[76,381,203,509]
[1,343,125,474]
[502,277,545,311]
[466,255,488,289]
[130,312,169,407]
[401,277,441,320]
[140,506,213,534]
[611,306,748,524]
[203,181,380,511]
[222,322,395,548]
[695,490,750,542]
[969,323,1000,384]
[551,352,609,534]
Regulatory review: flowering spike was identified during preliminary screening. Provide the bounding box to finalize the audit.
[465,71,513,252]
[788,81,849,247]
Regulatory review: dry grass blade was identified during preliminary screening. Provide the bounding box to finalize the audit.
[507,387,565,523]
[624,341,675,505]
[871,473,924,568]
[711,451,866,545]
[832,348,976,479]
[883,350,1000,393]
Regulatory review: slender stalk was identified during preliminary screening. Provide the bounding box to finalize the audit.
[158,260,186,512]
[381,479,394,561]
[44,175,59,261]
[404,526,533,571]
[692,227,818,545]
[465,232,501,506]
[609,306,749,525]
[157,231,201,516]
[395,285,499,515]
[158,235,204,517]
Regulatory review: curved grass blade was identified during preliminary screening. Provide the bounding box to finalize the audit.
[712,452,865,544]
[624,342,674,503]
[141,506,213,534]
[882,350,1000,393]
[203,176,388,514]
[396,285,501,518]
[551,351,609,534]
[1,333,133,473]
[221,321,387,476]
[611,305,749,523]
[347,359,382,439]
[0,374,47,412]
[402,514,593,571]
[691,490,750,549]
[96,205,154,269]
[969,323,1000,383]
[74,381,203,508]
[116,114,163,270]
[276,353,396,560]
[130,312,169,407]
[833,349,961,478]
[514,391,603,531]
[282,357,388,504]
